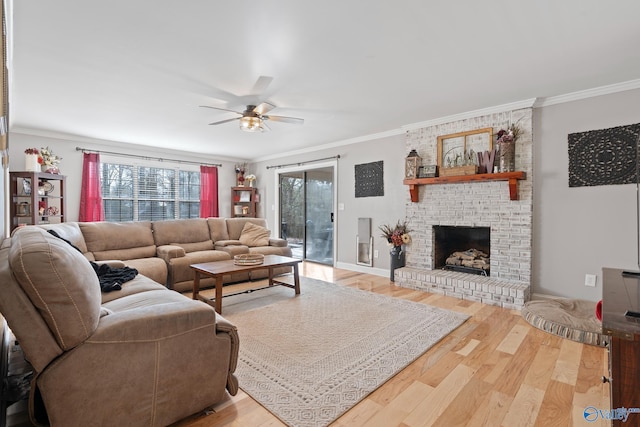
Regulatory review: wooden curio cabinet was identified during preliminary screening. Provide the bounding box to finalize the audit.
[9,171,66,232]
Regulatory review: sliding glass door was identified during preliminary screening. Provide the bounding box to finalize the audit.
[279,167,334,265]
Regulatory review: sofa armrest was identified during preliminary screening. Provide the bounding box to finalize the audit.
[215,313,240,394]
[92,300,240,395]
[269,238,288,247]
[215,240,242,247]
[38,299,239,425]
[156,244,185,262]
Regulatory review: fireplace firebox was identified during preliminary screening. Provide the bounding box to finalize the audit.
[433,225,490,276]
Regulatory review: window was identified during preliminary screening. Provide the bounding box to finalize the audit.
[100,162,200,222]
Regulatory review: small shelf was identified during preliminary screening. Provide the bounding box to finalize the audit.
[403,171,526,202]
[9,171,67,232]
[231,186,258,218]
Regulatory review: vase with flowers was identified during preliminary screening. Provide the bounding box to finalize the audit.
[235,162,247,186]
[24,148,40,172]
[495,124,521,173]
[379,220,412,281]
[39,146,62,174]
[245,174,256,187]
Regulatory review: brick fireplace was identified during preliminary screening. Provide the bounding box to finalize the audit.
[394,106,533,309]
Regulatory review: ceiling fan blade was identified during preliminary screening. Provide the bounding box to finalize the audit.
[200,105,242,115]
[253,102,276,116]
[208,117,241,126]
[262,121,271,132]
[250,76,274,95]
[263,115,304,125]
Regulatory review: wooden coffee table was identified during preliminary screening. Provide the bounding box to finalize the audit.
[190,255,302,314]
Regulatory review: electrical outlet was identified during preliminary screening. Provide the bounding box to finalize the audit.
[585,274,597,287]
[374,250,379,258]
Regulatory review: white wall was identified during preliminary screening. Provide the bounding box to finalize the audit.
[252,133,406,273]
[5,87,639,301]
[533,88,640,300]
[7,133,240,221]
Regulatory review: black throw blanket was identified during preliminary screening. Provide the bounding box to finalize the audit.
[47,229,138,292]
[89,262,138,292]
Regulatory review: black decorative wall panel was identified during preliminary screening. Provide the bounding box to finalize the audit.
[355,161,384,197]
[568,123,640,187]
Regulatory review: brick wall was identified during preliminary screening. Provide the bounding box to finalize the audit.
[395,107,533,308]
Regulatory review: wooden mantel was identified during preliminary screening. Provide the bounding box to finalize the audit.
[403,171,526,202]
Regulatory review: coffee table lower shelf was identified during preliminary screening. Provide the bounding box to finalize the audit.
[190,255,301,314]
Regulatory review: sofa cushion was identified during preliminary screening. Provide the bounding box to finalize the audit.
[152,218,210,246]
[100,275,178,304]
[239,222,271,247]
[39,222,90,255]
[117,257,168,286]
[207,217,229,242]
[172,240,214,253]
[225,218,268,240]
[9,227,101,351]
[80,221,156,261]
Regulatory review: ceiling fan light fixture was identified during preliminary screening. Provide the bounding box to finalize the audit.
[239,116,264,132]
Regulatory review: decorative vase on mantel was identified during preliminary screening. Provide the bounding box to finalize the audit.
[497,140,515,173]
[390,245,406,282]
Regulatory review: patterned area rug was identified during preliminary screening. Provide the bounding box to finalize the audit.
[222,277,469,427]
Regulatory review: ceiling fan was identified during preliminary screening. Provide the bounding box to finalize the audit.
[200,102,304,133]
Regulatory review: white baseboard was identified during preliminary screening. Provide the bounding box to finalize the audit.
[335,262,389,278]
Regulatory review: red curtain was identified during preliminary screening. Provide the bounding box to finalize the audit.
[78,152,105,222]
[200,165,219,218]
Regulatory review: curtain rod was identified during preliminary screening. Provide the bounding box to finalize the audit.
[75,147,222,167]
[266,155,340,170]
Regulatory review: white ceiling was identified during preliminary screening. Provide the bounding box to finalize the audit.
[9,1,640,161]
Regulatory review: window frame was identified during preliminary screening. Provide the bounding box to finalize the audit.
[99,155,201,222]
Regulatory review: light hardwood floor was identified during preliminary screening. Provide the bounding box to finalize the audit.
[174,263,611,427]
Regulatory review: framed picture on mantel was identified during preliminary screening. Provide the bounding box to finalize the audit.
[437,127,493,169]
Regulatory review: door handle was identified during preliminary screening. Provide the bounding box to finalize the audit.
[330,212,334,223]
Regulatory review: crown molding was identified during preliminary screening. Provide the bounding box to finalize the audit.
[254,128,404,162]
[401,98,538,132]
[534,79,640,107]
[10,126,241,163]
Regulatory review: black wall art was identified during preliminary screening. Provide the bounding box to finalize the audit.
[355,161,384,197]
[568,123,640,187]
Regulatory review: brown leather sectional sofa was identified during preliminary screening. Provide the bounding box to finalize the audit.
[42,217,292,292]
[0,217,291,425]
[0,225,239,426]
